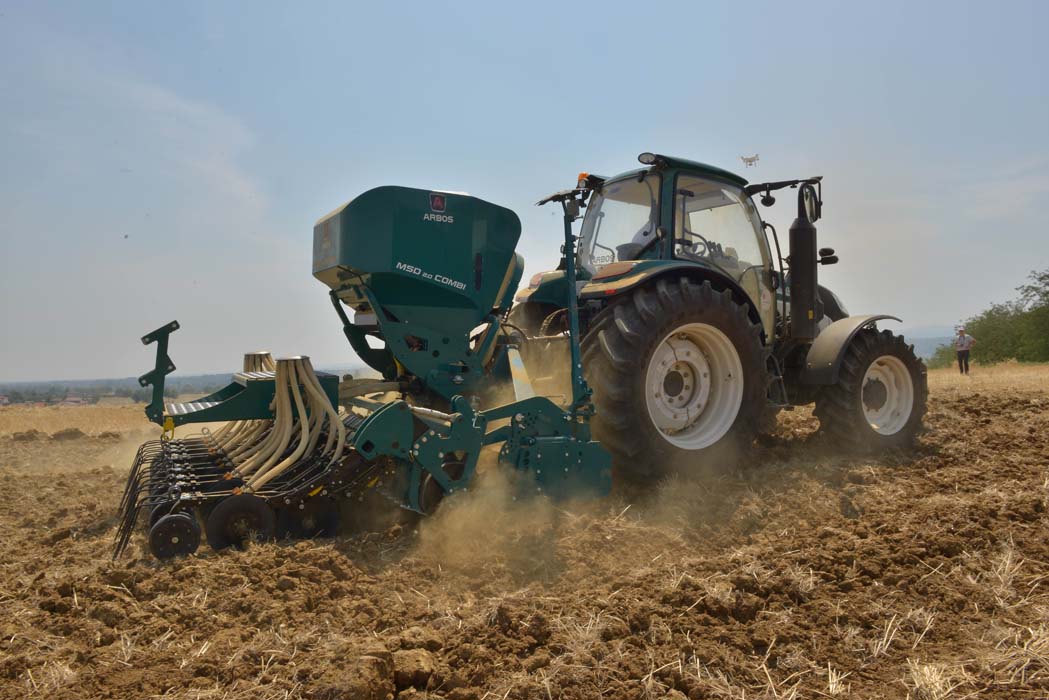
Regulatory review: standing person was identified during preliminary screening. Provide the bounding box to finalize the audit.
[955,327,975,375]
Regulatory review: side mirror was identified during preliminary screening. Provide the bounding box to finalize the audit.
[800,184,821,222]
[819,247,835,257]
[819,255,838,265]
[760,193,776,207]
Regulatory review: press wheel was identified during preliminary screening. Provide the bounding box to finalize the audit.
[149,513,202,559]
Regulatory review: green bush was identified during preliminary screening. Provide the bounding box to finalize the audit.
[927,343,956,369]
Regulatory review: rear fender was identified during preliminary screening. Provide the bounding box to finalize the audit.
[514,270,570,308]
[800,314,901,385]
[581,261,763,329]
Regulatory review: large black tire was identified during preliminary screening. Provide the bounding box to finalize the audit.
[814,328,928,450]
[581,278,766,480]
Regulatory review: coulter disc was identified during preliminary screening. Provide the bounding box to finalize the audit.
[205,494,276,551]
[277,497,341,540]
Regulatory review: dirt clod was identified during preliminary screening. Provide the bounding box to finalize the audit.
[312,653,394,700]
[399,625,443,651]
[392,648,435,690]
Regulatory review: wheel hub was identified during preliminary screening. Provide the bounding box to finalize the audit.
[663,369,686,397]
[149,513,201,559]
[231,516,254,538]
[648,335,712,433]
[862,378,888,411]
[644,323,744,450]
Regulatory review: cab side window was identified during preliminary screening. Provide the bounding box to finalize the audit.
[673,176,769,286]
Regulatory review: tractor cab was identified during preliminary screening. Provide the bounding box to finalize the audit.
[576,159,775,335]
[520,154,778,339]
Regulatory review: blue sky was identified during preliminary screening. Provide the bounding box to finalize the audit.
[1,1,1047,380]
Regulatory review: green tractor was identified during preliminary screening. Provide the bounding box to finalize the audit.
[512,152,927,479]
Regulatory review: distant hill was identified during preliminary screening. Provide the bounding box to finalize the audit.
[0,363,370,405]
[907,336,952,360]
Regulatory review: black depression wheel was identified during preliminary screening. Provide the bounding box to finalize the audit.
[814,328,928,450]
[581,278,766,479]
[418,460,466,515]
[205,494,276,551]
[149,513,201,559]
[276,497,341,540]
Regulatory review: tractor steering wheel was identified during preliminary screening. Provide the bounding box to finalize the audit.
[681,228,711,258]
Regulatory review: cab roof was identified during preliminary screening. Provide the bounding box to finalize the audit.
[602,155,749,189]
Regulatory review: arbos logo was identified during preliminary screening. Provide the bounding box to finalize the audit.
[424,192,454,223]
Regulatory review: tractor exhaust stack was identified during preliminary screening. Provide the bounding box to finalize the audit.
[789,183,822,341]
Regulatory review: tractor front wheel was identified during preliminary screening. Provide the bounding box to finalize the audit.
[814,328,928,450]
[581,278,766,480]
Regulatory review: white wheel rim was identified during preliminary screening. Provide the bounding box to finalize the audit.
[644,323,744,450]
[861,355,914,435]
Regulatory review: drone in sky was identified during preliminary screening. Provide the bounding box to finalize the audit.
[740,153,760,167]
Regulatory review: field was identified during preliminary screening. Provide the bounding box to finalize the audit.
[0,364,1047,699]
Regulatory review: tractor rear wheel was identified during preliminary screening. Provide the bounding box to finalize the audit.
[581,278,766,480]
[814,328,927,450]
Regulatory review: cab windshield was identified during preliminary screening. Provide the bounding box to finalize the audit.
[578,173,660,274]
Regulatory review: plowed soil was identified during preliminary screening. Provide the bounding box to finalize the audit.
[1,365,1047,699]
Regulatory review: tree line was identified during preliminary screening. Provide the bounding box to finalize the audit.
[0,383,179,405]
[929,268,1049,368]
[0,375,231,405]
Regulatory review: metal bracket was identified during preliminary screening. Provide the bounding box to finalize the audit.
[138,320,179,424]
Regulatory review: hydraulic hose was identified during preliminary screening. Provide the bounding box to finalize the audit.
[201,354,345,490]
[248,359,312,491]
